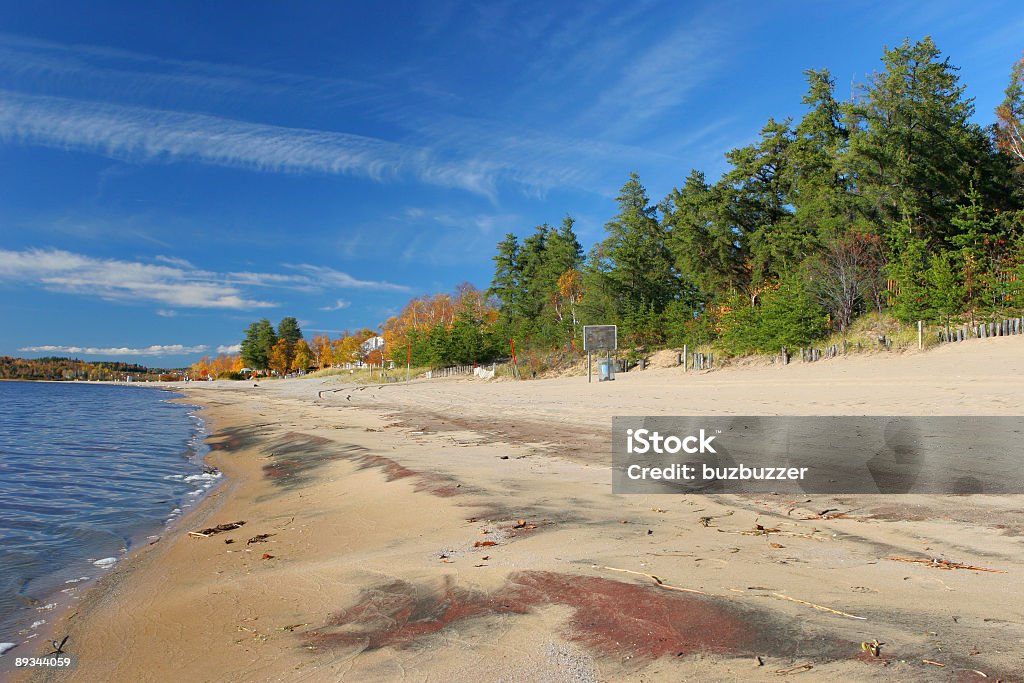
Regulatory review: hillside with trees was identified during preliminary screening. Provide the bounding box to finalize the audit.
[0,357,170,381]
[236,40,1024,374]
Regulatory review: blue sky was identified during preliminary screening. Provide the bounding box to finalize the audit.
[1,1,1022,365]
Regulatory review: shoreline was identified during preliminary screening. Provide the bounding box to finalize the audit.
[0,387,219,673]
[12,338,1024,681]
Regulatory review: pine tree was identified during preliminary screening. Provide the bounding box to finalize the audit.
[240,319,277,371]
[848,37,989,244]
[277,317,303,345]
[597,173,677,320]
[664,170,747,300]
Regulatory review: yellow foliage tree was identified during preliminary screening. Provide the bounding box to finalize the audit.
[268,339,292,375]
[292,339,312,372]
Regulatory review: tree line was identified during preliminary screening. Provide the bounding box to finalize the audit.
[0,357,169,381]
[240,39,1024,370]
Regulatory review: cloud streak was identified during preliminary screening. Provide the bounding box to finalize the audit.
[19,343,207,356]
[0,248,408,310]
[319,298,351,311]
[0,91,499,197]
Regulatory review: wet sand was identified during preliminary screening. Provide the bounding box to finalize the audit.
[15,337,1024,682]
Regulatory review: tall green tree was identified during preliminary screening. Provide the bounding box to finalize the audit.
[277,317,303,345]
[489,233,522,330]
[785,69,855,246]
[592,173,677,322]
[664,170,747,300]
[848,37,989,244]
[240,319,277,371]
[724,118,796,283]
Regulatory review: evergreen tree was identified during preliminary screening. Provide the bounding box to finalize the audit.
[724,118,796,283]
[595,173,677,323]
[848,37,989,244]
[489,233,521,328]
[240,319,277,370]
[277,317,303,345]
[664,170,747,299]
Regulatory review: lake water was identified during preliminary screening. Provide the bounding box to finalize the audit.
[0,381,212,655]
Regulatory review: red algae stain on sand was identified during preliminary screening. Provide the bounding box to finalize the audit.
[305,576,524,651]
[505,572,750,658]
[305,571,788,659]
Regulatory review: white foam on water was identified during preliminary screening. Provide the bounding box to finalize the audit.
[93,557,117,569]
[30,620,45,629]
[0,642,16,656]
[64,576,90,584]
[184,472,221,483]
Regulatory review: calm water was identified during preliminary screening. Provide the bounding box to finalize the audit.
[0,381,212,651]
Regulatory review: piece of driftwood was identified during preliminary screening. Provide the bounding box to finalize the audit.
[775,663,813,675]
[887,557,1006,573]
[771,592,866,619]
[600,566,707,595]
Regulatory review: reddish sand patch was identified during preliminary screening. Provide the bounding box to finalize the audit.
[306,571,800,659]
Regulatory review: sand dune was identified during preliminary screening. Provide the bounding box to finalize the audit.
[20,337,1024,682]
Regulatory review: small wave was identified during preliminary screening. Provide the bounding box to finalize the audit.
[93,557,117,569]
[183,472,221,483]
[0,642,16,656]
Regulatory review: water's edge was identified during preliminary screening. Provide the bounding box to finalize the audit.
[0,385,222,661]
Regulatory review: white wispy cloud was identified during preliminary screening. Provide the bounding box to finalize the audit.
[0,248,407,310]
[320,298,351,311]
[0,33,384,110]
[0,248,273,309]
[19,344,207,356]
[0,90,499,197]
[288,264,409,291]
[216,344,242,354]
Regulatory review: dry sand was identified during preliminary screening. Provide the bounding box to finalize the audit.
[14,337,1024,682]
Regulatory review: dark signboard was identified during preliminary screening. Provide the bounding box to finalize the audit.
[584,325,617,351]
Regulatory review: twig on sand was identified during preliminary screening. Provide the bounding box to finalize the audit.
[770,593,866,620]
[599,566,707,595]
[922,659,946,667]
[887,557,1006,573]
[775,662,814,675]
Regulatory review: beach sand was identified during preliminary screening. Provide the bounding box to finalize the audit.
[16,337,1024,682]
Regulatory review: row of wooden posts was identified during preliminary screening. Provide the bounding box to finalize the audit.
[425,364,475,379]
[938,316,1024,343]
[672,345,713,371]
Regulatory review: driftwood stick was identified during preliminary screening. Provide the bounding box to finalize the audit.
[771,592,866,619]
[600,566,707,595]
[886,557,1006,573]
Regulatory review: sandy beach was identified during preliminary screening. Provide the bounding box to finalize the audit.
[17,337,1024,682]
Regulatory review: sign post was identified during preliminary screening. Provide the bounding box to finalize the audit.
[583,325,618,383]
